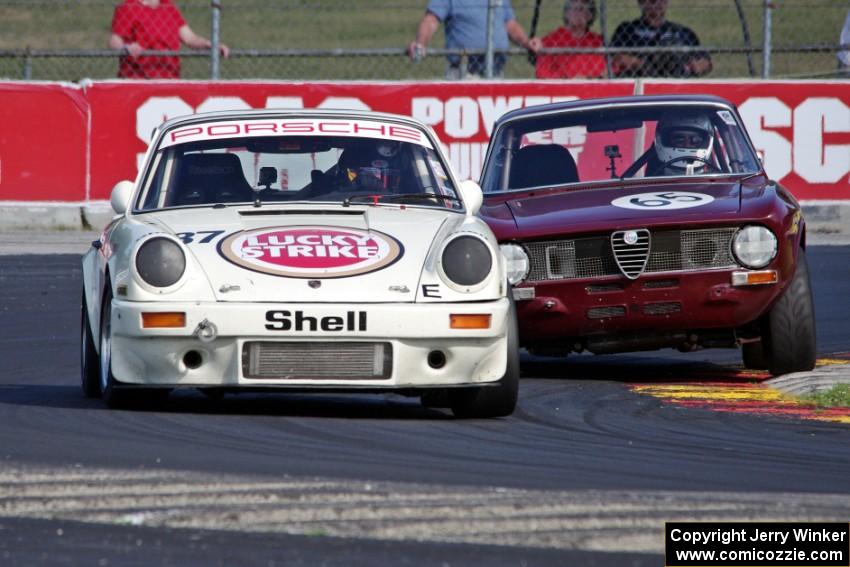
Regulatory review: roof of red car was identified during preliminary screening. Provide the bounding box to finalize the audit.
[497,94,736,125]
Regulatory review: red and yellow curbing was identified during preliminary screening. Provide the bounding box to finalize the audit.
[630,356,850,424]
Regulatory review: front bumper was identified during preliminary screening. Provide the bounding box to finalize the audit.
[109,299,510,389]
[514,268,786,344]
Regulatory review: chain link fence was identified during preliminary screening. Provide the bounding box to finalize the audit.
[0,0,847,81]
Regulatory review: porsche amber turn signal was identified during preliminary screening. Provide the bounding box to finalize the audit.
[142,312,186,328]
[450,314,491,329]
[731,270,778,286]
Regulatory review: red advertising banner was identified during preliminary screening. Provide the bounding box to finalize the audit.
[0,82,88,201]
[643,80,850,201]
[85,80,634,200]
[0,80,848,201]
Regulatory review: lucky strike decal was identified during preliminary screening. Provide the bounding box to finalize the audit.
[218,226,403,278]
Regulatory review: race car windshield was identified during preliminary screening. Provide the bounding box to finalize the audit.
[136,133,460,212]
[481,104,761,194]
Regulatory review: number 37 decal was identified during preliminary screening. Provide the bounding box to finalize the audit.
[611,191,715,210]
[175,230,225,244]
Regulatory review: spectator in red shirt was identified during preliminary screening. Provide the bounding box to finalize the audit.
[536,0,606,79]
[108,0,230,79]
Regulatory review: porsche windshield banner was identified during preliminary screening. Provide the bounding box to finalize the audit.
[218,226,404,278]
[160,118,433,149]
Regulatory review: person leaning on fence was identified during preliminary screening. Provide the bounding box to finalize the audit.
[610,0,711,78]
[839,9,850,75]
[108,0,230,79]
[408,0,542,79]
[535,0,606,79]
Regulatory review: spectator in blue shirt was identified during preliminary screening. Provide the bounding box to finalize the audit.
[408,0,541,79]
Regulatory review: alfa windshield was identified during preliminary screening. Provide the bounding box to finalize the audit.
[481,104,761,194]
[136,126,460,211]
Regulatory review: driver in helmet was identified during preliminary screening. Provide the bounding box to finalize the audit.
[337,142,403,192]
[651,112,715,176]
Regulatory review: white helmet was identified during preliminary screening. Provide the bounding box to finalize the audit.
[655,112,714,173]
[376,140,402,158]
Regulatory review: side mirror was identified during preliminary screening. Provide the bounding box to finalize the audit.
[110,180,134,215]
[458,179,483,216]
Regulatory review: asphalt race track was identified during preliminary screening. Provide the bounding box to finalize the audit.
[1,246,849,566]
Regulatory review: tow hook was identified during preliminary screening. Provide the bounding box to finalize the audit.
[193,319,218,343]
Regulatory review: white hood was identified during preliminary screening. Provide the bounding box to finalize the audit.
[144,205,454,303]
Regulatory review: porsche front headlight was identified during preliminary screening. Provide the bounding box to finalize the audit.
[732,225,777,269]
[500,243,529,285]
[135,237,186,287]
[440,235,493,289]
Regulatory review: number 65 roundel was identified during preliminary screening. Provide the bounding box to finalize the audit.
[611,191,715,210]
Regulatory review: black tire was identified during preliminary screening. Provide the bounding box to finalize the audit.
[99,287,126,408]
[81,290,102,398]
[99,287,170,409]
[420,390,451,409]
[742,340,768,370]
[450,296,519,419]
[763,250,817,376]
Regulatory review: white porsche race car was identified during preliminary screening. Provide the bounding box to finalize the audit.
[81,109,518,418]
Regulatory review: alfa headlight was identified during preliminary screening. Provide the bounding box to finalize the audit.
[732,225,777,269]
[135,237,186,287]
[440,235,493,288]
[500,243,529,285]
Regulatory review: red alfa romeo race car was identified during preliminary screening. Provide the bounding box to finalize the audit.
[479,95,816,376]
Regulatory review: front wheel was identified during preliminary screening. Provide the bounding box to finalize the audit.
[99,287,125,408]
[81,290,101,398]
[741,341,768,370]
[762,250,817,376]
[449,296,519,419]
[99,287,169,409]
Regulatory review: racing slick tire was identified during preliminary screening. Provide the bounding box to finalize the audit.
[763,249,817,376]
[742,341,768,370]
[81,291,102,398]
[449,295,519,419]
[99,287,170,409]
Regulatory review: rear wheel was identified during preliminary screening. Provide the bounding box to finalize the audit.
[81,291,101,398]
[762,250,817,376]
[449,296,519,419]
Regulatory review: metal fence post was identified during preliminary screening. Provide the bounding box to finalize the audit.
[211,0,222,80]
[23,49,32,80]
[762,0,773,78]
[485,0,499,79]
[599,0,612,79]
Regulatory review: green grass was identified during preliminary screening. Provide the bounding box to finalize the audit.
[0,0,846,80]
[800,384,850,408]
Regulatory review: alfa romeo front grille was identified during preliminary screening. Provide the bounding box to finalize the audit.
[242,341,392,380]
[643,279,679,289]
[587,306,627,319]
[643,302,683,315]
[524,228,738,282]
[611,229,650,279]
[586,283,624,294]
